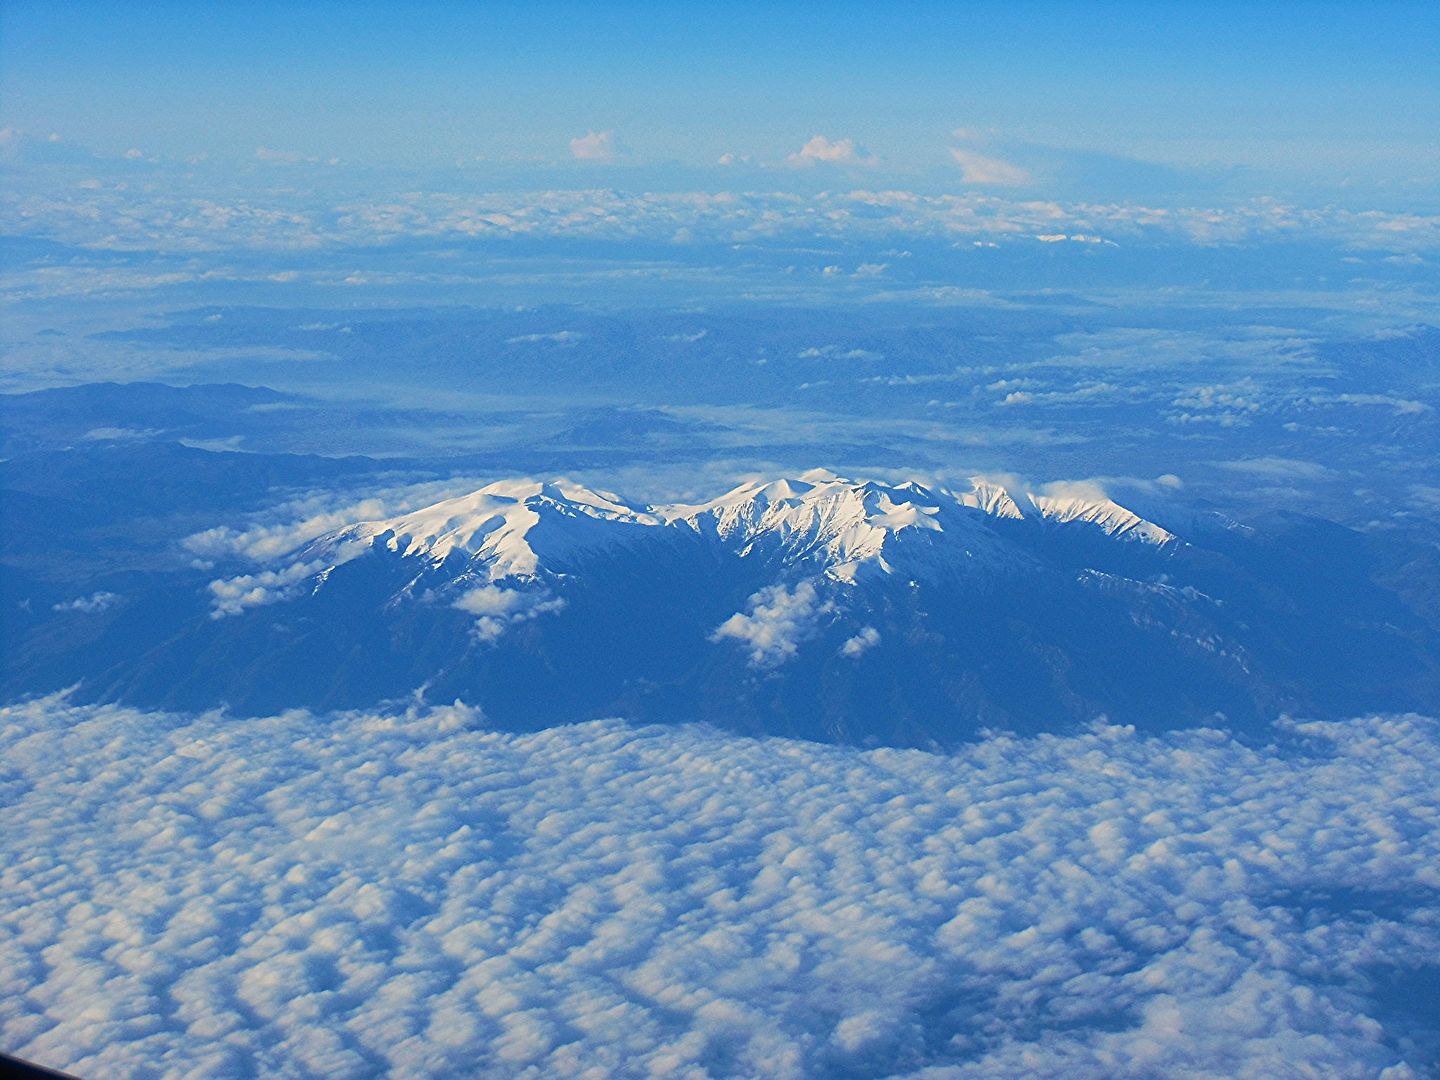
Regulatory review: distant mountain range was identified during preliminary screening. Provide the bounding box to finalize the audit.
[7,470,1438,747]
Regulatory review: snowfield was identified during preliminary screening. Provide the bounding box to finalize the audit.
[2,697,1438,1079]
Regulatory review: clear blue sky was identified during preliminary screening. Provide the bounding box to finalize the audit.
[3,1,1437,187]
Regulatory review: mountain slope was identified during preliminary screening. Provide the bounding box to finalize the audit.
[13,470,1437,746]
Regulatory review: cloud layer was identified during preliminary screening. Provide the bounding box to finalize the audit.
[2,697,1437,1078]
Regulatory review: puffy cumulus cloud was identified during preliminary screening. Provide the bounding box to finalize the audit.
[839,625,880,658]
[710,580,835,667]
[785,134,877,169]
[569,130,619,161]
[206,559,326,617]
[50,591,120,614]
[452,586,566,641]
[1,697,1437,1078]
[186,506,384,564]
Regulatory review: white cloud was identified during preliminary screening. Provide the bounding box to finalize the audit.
[1328,392,1431,415]
[785,135,877,169]
[81,426,159,442]
[452,586,566,641]
[1,696,1437,1079]
[569,130,619,161]
[798,344,883,361]
[711,580,835,667]
[840,626,880,657]
[51,591,120,614]
[182,479,493,566]
[949,146,1032,186]
[7,177,1437,261]
[505,331,583,345]
[206,559,325,617]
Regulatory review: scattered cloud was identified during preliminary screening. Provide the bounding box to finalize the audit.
[81,426,160,442]
[711,580,835,667]
[1327,392,1431,415]
[569,130,619,161]
[785,135,877,169]
[505,331,584,345]
[51,591,120,614]
[797,345,884,361]
[840,625,880,657]
[206,559,326,617]
[5,177,1437,260]
[452,586,566,641]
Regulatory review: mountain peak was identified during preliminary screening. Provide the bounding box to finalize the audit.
[308,469,1175,584]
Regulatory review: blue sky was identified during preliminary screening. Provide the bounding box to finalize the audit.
[3,0,1437,194]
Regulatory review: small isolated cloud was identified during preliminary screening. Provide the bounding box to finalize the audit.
[717,152,752,166]
[785,135,877,169]
[711,580,835,667]
[51,591,120,615]
[453,586,566,642]
[840,626,880,658]
[798,345,884,361]
[82,426,159,442]
[207,560,325,618]
[1329,392,1431,416]
[569,130,619,161]
[949,146,1031,186]
[506,331,584,346]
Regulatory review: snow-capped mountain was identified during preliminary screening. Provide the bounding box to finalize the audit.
[304,468,1174,587]
[32,469,1437,747]
[309,478,662,578]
